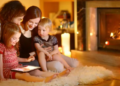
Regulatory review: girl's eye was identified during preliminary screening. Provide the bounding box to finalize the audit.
[35,23,38,25]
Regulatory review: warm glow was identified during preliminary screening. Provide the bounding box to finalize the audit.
[88,44,91,51]
[90,32,93,36]
[60,25,62,29]
[110,32,114,37]
[64,51,71,57]
[105,41,109,45]
[58,47,63,54]
[42,16,45,18]
[77,32,79,34]
[61,33,70,56]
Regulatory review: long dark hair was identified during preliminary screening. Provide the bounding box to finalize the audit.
[22,6,42,25]
[0,0,25,41]
[0,0,25,23]
[22,6,42,52]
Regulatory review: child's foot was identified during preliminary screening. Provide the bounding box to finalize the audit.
[58,69,70,77]
[45,74,58,82]
[66,67,74,72]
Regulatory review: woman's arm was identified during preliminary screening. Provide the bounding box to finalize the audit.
[0,54,5,81]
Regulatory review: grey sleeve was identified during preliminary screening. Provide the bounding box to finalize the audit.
[33,36,40,43]
[52,36,58,46]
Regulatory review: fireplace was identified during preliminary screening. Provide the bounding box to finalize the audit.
[97,8,120,51]
[83,1,120,51]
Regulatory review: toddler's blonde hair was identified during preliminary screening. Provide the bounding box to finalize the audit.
[38,18,52,31]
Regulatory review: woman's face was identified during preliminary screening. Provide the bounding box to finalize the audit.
[26,17,40,31]
[11,15,24,26]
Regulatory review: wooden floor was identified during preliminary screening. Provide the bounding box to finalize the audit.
[71,50,120,86]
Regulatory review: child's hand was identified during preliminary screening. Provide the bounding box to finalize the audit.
[46,53,52,61]
[27,56,35,62]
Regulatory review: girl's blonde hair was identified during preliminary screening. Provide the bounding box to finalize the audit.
[2,22,21,54]
[38,18,52,31]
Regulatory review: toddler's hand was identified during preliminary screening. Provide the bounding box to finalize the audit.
[46,53,52,61]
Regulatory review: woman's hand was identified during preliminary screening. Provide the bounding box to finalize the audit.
[27,56,35,62]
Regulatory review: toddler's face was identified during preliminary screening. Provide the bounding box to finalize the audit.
[26,17,40,31]
[38,25,49,38]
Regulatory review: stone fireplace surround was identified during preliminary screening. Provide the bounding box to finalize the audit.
[86,1,120,51]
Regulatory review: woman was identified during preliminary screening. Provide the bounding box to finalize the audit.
[0,0,26,41]
[18,6,79,72]
[18,6,41,66]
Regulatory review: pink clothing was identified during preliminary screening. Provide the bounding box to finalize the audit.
[0,43,19,79]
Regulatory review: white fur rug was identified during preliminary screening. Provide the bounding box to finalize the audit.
[0,66,114,86]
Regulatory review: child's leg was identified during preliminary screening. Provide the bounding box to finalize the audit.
[29,69,56,77]
[37,51,47,71]
[61,54,80,67]
[29,69,70,78]
[52,54,73,71]
[15,72,56,82]
[57,69,70,77]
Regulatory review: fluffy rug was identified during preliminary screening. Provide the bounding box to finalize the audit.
[0,66,114,86]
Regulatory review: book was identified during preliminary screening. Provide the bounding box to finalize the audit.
[11,65,40,73]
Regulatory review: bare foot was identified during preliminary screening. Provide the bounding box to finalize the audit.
[58,69,71,77]
[44,74,58,82]
[66,67,74,72]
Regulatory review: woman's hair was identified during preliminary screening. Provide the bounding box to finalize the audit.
[2,22,21,54]
[0,0,25,23]
[38,18,52,31]
[22,6,42,25]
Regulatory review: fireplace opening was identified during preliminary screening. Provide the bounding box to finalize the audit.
[97,8,120,51]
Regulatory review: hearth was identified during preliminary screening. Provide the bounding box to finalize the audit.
[97,8,120,51]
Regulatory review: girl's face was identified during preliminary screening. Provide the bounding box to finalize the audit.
[26,17,40,31]
[38,25,49,38]
[9,32,21,46]
[11,15,24,25]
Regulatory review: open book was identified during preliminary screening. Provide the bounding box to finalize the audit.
[11,65,40,73]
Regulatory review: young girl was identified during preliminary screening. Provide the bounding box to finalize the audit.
[33,18,73,72]
[0,22,70,82]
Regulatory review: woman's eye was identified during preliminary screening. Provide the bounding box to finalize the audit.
[29,21,33,23]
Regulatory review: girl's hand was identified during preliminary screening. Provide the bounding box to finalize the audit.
[27,56,35,62]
